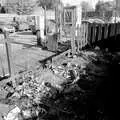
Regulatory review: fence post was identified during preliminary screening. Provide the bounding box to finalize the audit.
[98,24,102,42]
[104,24,109,40]
[80,25,83,49]
[80,23,86,49]
[4,31,14,77]
[82,24,85,47]
[0,55,5,77]
[76,24,80,52]
[85,23,88,46]
[71,24,76,56]
[87,23,92,47]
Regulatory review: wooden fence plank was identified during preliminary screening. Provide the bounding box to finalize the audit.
[87,23,92,46]
[4,31,14,77]
[74,22,120,50]
[104,24,109,39]
[71,25,76,55]
[76,24,81,52]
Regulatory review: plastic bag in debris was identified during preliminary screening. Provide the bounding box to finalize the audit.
[3,106,20,120]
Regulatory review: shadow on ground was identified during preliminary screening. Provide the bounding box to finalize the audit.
[17,31,33,35]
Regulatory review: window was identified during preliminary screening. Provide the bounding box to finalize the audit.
[65,10,72,23]
[64,9,73,24]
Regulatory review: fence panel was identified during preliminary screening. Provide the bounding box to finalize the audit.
[104,24,109,40]
[75,22,120,50]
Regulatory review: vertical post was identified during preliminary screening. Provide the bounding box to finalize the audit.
[115,0,117,41]
[76,5,82,50]
[4,31,13,77]
[0,55,5,77]
[36,16,42,46]
[71,24,76,55]
[55,7,57,33]
[76,25,80,52]
[44,6,47,35]
[80,24,84,49]
[71,7,77,56]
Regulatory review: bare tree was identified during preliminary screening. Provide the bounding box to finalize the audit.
[81,1,94,19]
[37,0,60,9]
[5,0,36,15]
[95,1,115,20]
[81,1,93,12]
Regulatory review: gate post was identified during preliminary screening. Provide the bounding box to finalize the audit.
[71,24,76,56]
[4,31,14,77]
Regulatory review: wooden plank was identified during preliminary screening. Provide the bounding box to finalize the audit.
[87,23,92,46]
[98,24,102,41]
[82,23,86,47]
[109,24,113,37]
[116,23,119,35]
[104,24,109,39]
[52,49,71,62]
[85,23,88,46]
[76,24,81,52]
[80,24,84,48]
[71,26,76,55]
[0,54,5,77]
[76,23,88,49]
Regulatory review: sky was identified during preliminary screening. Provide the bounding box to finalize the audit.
[61,0,114,9]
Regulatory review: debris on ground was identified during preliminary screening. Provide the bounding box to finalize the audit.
[0,49,116,120]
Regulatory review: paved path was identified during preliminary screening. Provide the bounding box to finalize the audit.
[0,31,55,76]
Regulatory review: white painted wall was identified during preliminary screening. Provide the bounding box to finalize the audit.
[32,7,55,40]
[76,5,82,37]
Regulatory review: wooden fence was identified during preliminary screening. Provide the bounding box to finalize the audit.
[46,22,120,54]
[75,22,120,52]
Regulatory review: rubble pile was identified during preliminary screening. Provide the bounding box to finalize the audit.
[1,50,115,120]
